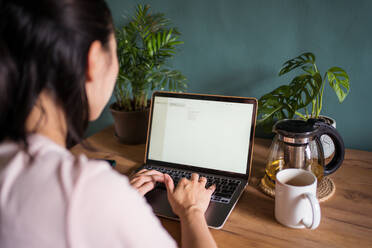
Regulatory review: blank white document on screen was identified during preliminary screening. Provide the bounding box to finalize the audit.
[149,97,253,174]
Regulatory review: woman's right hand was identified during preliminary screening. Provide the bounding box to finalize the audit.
[164,173,216,219]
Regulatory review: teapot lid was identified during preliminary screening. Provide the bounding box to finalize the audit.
[274,119,319,139]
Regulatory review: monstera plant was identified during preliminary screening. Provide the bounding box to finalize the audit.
[258,52,350,132]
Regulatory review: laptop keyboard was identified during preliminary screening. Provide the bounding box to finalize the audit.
[143,165,241,204]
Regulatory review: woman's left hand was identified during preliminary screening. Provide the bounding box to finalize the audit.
[130,169,165,196]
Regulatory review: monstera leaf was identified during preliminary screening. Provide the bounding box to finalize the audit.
[258,52,350,134]
[257,86,291,133]
[259,86,291,122]
[279,53,316,76]
[258,73,321,125]
[288,73,322,108]
[326,67,350,102]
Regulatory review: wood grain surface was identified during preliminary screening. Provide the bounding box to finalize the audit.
[71,125,372,248]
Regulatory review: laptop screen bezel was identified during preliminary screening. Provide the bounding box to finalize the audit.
[144,91,257,180]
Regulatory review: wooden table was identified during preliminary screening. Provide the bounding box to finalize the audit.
[71,126,372,248]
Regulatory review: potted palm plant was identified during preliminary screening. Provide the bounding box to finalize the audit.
[111,4,187,144]
[257,52,350,156]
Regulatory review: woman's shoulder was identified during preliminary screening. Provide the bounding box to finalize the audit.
[68,160,176,247]
[0,133,127,215]
[64,153,177,247]
[0,134,176,247]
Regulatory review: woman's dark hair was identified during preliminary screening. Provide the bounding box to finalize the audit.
[0,0,114,148]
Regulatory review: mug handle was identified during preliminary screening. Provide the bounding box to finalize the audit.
[302,193,321,229]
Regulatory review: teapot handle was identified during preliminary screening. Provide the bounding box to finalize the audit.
[314,121,345,176]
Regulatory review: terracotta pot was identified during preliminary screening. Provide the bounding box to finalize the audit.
[109,104,150,145]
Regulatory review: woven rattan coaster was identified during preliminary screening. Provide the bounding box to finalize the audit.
[317,176,336,202]
[258,176,336,203]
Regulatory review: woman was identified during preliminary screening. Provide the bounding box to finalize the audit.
[0,0,217,247]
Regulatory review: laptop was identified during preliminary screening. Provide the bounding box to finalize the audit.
[141,91,257,229]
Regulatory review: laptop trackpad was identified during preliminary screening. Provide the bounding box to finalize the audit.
[145,188,178,219]
[145,187,231,229]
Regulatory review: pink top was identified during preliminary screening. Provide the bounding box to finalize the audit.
[0,134,176,248]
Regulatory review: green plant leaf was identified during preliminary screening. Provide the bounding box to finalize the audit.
[166,28,173,42]
[168,41,184,46]
[157,32,161,50]
[302,65,316,75]
[288,73,322,109]
[258,85,291,122]
[147,40,153,56]
[162,31,167,45]
[258,52,350,133]
[326,67,350,102]
[258,72,321,127]
[152,35,157,53]
[279,52,316,76]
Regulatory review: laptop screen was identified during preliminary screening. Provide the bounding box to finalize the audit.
[147,94,256,174]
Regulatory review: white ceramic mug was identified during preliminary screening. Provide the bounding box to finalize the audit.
[275,168,321,229]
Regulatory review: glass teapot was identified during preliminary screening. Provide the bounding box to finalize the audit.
[263,119,345,189]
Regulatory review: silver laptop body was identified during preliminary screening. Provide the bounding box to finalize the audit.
[142,91,257,229]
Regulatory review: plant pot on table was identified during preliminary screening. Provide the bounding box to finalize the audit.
[109,103,150,145]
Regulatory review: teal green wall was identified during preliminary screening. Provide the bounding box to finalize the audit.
[87,0,372,151]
